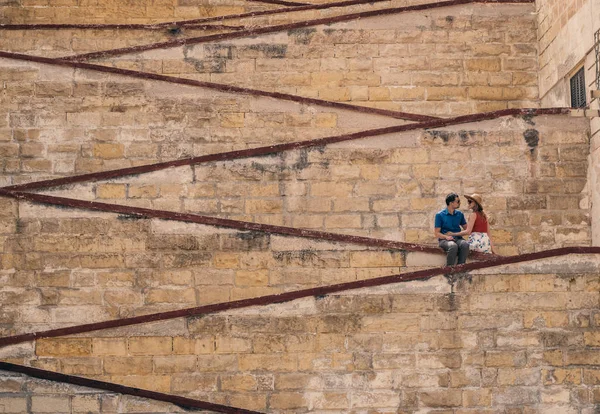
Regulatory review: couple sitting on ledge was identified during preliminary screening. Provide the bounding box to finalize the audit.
[434,192,495,266]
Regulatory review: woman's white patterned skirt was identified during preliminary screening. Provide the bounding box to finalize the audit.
[468,232,491,254]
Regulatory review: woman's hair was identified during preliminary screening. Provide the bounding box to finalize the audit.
[471,201,488,222]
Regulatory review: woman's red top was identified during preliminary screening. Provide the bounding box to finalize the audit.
[472,212,488,233]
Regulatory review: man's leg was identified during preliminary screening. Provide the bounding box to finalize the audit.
[439,240,458,266]
[456,238,470,264]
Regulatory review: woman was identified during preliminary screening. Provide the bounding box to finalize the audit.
[447,193,495,254]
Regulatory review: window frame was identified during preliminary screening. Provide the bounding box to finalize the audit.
[570,66,587,108]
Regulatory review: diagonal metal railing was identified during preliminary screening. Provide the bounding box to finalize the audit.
[0,107,567,192]
[0,2,586,413]
[0,23,245,30]
[0,0,533,34]
[247,0,310,6]
[62,0,535,61]
[0,189,444,254]
[0,0,413,31]
[0,51,435,123]
[0,246,597,347]
[0,362,262,414]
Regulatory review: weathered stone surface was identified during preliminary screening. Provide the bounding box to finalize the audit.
[0,1,597,413]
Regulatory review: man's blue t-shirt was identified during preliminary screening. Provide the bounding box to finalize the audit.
[434,208,466,239]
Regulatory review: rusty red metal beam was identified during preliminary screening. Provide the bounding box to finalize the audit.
[159,0,408,25]
[182,0,535,26]
[0,0,536,34]
[0,23,245,30]
[0,51,435,123]
[0,362,262,414]
[0,189,444,254]
[182,24,247,30]
[62,0,536,61]
[1,107,569,193]
[171,0,533,26]
[0,190,497,261]
[0,0,389,30]
[0,0,393,37]
[0,246,597,347]
[247,0,310,6]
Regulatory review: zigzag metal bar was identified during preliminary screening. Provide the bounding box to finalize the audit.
[114,0,523,27]
[247,0,310,6]
[0,0,400,31]
[1,107,569,192]
[63,0,535,61]
[0,51,435,123]
[0,247,597,347]
[0,189,443,254]
[0,23,245,30]
[173,0,535,26]
[182,24,247,30]
[1,190,500,262]
[0,362,262,414]
[169,0,392,25]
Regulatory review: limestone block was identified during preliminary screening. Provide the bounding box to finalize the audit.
[92,338,127,356]
[419,389,462,407]
[103,357,153,376]
[36,338,92,357]
[144,288,196,305]
[110,375,171,393]
[35,82,72,97]
[524,311,569,328]
[235,269,269,287]
[504,57,538,71]
[324,215,361,229]
[348,251,403,268]
[0,342,34,360]
[72,395,101,413]
[21,159,52,172]
[469,86,505,100]
[333,198,370,212]
[152,356,197,374]
[544,368,582,385]
[60,358,103,376]
[30,396,70,413]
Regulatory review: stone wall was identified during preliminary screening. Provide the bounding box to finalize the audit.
[150,3,540,116]
[0,58,392,185]
[0,1,598,412]
[1,56,588,256]
[592,124,600,245]
[536,0,599,105]
[534,0,600,246]
[101,3,540,116]
[0,373,187,413]
[0,0,444,57]
[1,205,429,335]
[2,255,600,412]
[0,0,271,24]
[0,3,540,116]
[39,113,592,254]
[536,0,590,59]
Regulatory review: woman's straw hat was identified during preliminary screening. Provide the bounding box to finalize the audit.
[464,193,483,209]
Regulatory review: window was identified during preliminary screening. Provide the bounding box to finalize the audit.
[570,67,586,108]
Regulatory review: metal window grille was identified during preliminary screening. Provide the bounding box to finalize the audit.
[570,67,586,108]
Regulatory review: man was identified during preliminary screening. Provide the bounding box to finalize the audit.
[434,192,469,266]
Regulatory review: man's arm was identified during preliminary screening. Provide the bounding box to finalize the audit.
[450,213,476,236]
[434,213,454,240]
[434,227,454,240]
